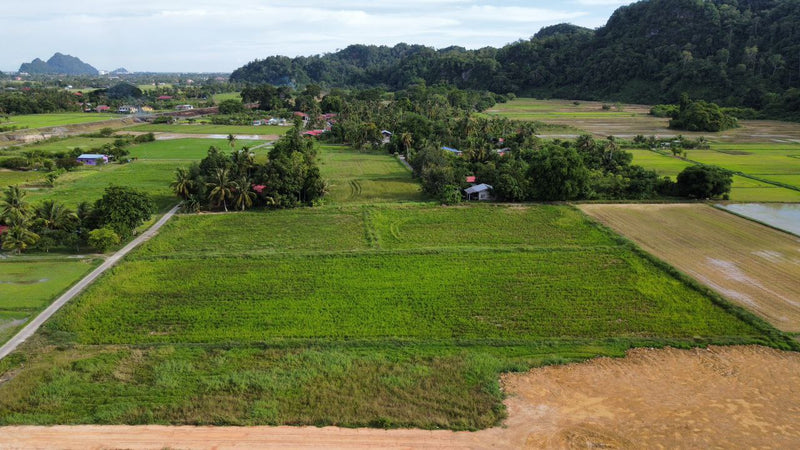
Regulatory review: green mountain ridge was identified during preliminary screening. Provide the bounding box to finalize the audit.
[230,0,800,119]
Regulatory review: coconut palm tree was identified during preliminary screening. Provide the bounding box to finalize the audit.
[1,185,30,223]
[206,168,234,212]
[232,176,256,211]
[399,132,413,157]
[34,200,77,231]
[170,167,195,200]
[227,133,237,151]
[1,224,39,254]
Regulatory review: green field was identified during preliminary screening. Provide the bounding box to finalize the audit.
[128,124,287,136]
[212,92,242,102]
[0,258,98,344]
[0,204,784,428]
[0,170,45,187]
[1,113,117,129]
[128,138,265,160]
[319,145,425,204]
[16,138,258,210]
[628,149,800,202]
[1,137,116,158]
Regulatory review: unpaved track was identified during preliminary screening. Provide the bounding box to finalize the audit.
[580,203,800,332]
[1,346,798,449]
[0,205,180,361]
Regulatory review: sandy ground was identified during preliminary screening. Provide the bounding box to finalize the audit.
[580,203,800,332]
[1,346,798,449]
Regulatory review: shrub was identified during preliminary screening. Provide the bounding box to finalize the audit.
[676,165,732,199]
[88,227,120,252]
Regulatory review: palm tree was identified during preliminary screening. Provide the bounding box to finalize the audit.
[1,225,39,255]
[232,176,256,211]
[1,185,30,223]
[34,200,77,231]
[171,167,195,200]
[227,133,237,151]
[399,132,413,157]
[206,168,234,212]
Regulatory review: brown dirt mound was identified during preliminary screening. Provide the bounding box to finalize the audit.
[1,346,798,449]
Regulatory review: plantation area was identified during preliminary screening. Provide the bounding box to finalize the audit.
[0,203,788,428]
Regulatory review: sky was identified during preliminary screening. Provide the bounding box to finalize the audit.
[1,0,634,73]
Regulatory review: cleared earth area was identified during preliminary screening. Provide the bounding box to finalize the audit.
[579,203,800,333]
[3,346,798,449]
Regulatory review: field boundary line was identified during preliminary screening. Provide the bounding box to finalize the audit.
[0,204,181,361]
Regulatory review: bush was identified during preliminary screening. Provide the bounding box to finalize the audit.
[676,165,733,199]
[88,227,120,252]
[0,157,28,170]
[152,116,174,124]
[669,96,738,132]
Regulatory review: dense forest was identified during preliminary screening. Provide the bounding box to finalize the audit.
[231,0,800,120]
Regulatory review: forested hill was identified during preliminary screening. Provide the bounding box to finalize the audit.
[231,0,800,116]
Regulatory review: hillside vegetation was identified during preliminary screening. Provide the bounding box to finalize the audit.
[232,0,800,120]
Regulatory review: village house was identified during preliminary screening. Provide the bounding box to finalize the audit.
[464,183,493,201]
[96,105,110,113]
[77,154,108,166]
[118,106,138,114]
[175,104,194,111]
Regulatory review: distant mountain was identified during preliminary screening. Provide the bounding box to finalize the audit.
[110,67,131,75]
[19,53,98,75]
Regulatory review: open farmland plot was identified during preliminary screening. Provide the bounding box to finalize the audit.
[128,138,263,160]
[1,113,118,130]
[318,145,425,204]
[128,123,286,136]
[1,137,116,156]
[628,149,800,202]
[580,203,800,333]
[0,258,99,344]
[485,98,800,143]
[0,204,787,429]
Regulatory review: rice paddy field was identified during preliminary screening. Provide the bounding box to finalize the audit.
[0,137,116,157]
[0,258,99,344]
[486,98,800,144]
[0,113,118,130]
[128,124,286,136]
[580,203,800,333]
[627,149,800,202]
[318,145,425,204]
[0,201,790,428]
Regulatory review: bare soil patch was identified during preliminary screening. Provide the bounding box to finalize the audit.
[580,203,800,332]
[1,346,798,449]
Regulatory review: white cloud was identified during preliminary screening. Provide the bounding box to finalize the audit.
[0,1,627,72]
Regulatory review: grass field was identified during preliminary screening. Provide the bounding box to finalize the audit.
[212,92,241,102]
[318,145,425,204]
[0,203,786,428]
[127,124,286,136]
[15,138,258,210]
[0,258,99,344]
[0,137,116,157]
[580,203,800,333]
[0,170,45,187]
[1,113,118,130]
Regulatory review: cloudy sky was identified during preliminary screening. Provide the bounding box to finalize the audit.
[2,0,633,73]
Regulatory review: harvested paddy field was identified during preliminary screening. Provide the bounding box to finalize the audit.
[580,203,800,333]
[3,346,798,449]
[486,98,800,143]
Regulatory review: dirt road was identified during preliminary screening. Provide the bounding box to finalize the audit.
[2,346,798,449]
[0,205,180,361]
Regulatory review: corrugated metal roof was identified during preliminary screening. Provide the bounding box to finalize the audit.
[77,154,106,159]
[464,183,493,194]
